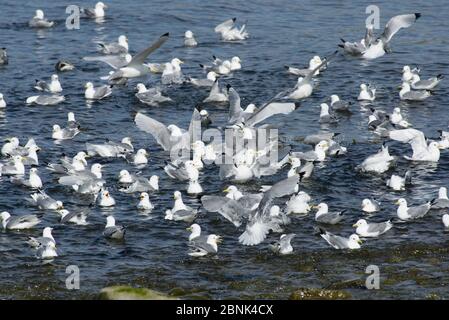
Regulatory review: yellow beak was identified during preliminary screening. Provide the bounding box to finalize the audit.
[223,188,229,193]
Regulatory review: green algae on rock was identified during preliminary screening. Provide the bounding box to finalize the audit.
[290,288,351,300]
[99,286,177,300]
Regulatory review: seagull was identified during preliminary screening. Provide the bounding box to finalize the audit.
[98,189,115,207]
[184,30,198,47]
[318,228,362,250]
[47,151,88,173]
[410,73,443,90]
[214,18,249,41]
[161,58,184,85]
[36,242,58,260]
[121,148,148,166]
[188,234,222,257]
[330,94,351,113]
[187,71,218,87]
[28,227,56,248]
[0,48,8,65]
[52,124,80,140]
[443,214,449,228]
[358,84,376,101]
[26,95,65,105]
[55,60,75,72]
[84,82,112,100]
[29,9,54,28]
[1,211,41,230]
[402,65,420,82]
[135,83,172,106]
[35,75,62,93]
[187,223,205,242]
[230,56,242,71]
[285,56,325,77]
[395,198,432,221]
[319,103,338,124]
[134,108,200,153]
[389,128,441,161]
[108,33,169,81]
[353,219,393,237]
[1,137,20,156]
[1,155,25,175]
[86,137,133,158]
[10,167,43,189]
[386,171,412,191]
[119,175,159,193]
[269,233,296,255]
[84,53,132,69]
[399,82,431,101]
[313,203,345,224]
[339,25,374,55]
[83,1,108,18]
[165,208,198,223]
[286,191,311,215]
[431,187,449,209]
[343,13,421,59]
[203,79,228,103]
[103,216,125,240]
[361,198,380,213]
[390,107,411,127]
[58,209,88,225]
[0,93,5,108]
[28,190,63,210]
[187,178,203,195]
[292,141,329,162]
[137,192,154,211]
[357,144,395,173]
[97,35,128,54]
[117,169,136,184]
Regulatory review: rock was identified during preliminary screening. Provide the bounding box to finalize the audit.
[290,288,351,300]
[99,286,177,300]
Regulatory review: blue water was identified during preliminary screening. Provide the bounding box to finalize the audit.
[1,0,449,299]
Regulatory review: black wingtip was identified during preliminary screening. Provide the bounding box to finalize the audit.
[437,74,444,80]
[161,32,169,38]
[284,65,290,70]
[334,132,341,137]
[415,13,421,20]
[232,17,237,22]
[294,102,301,110]
[318,227,326,235]
[226,84,232,90]
[337,44,344,48]
[199,63,204,68]
[212,55,217,60]
[340,38,346,43]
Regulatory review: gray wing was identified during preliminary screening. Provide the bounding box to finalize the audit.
[201,195,250,227]
[245,102,298,127]
[364,27,375,46]
[215,18,235,33]
[303,132,335,145]
[83,55,129,69]
[316,212,343,224]
[134,113,172,151]
[279,233,295,249]
[35,80,49,91]
[402,90,429,101]
[366,221,390,234]
[93,86,112,99]
[408,203,430,219]
[381,13,421,43]
[431,199,449,209]
[104,226,125,239]
[259,174,300,215]
[36,95,65,105]
[321,231,348,249]
[332,101,350,112]
[83,7,96,17]
[6,215,40,228]
[291,150,317,162]
[227,87,244,124]
[128,33,169,66]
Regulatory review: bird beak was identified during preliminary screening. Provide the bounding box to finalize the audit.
[223,188,229,193]
[352,223,358,228]
[311,205,319,209]
[216,236,223,244]
[357,239,363,244]
[186,227,192,231]
[139,196,144,200]
[394,200,400,205]
[179,60,184,64]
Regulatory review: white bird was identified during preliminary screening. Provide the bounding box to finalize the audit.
[35,74,62,93]
[0,48,8,65]
[358,83,376,101]
[390,107,411,127]
[28,227,56,248]
[357,144,395,173]
[171,190,190,212]
[98,189,115,207]
[188,234,222,257]
[161,58,184,85]
[103,216,125,240]
[184,30,197,47]
[0,93,6,108]
[402,65,419,82]
[386,171,412,191]
[203,79,228,103]
[292,140,329,162]
[443,214,449,228]
[269,234,296,255]
[399,82,431,101]
[361,198,380,213]
[389,128,441,162]
[187,178,203,195]
[0,211,40,230]
[214,18,249,41]
[52,124,80,140]
[83,1,108,18]
[29,9,54,28]
[187,223,203,242]
[26,95,65,105]
[318,228,362,250]
[353,219,393,237]
[1,155,25,175]
[285,191,311,215]
[97,35,128,54]
[187,71,218,87]
[28,190,64,210]
[230,56,242,71]
[137,192,154,211]
[84,82,112,100]
[108,33,169,81]
[10,167,43,189]
[431,187,449,209]
[86,137,133,158]
[285,56,324,77]
[36,241,58,260]
[135,83,172,106]
[58,209,88,225]
[395,198,431,221]
[55,60,75,72]
[314,203,344,224]
[410,73,443,90]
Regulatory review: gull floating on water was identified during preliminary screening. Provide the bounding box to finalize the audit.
[339,25,374,55]
[313,203,345,225]
[1,155,25,175]
[137,192,154,211]
[26,95,65,105]
[55,60,75,72]
[188,234,222,257]
[161,58,184,85]
[58,209,88,225]
[214,18,249,41]
[28,227,56,248]
[443,214,449,228]
[10,167,43,189]
[184,30,198,47]
[119,175,159,193]
[83,2,108,18]
[98,189,115,207]
[135,83,172,106]
[0,48,8,65]
[390,107,411,128]
[353,219,393,237]
[395,198,432,221]
[319,228,362,250]
[402,65,420,82]
[285,191,311,215]
[269,233,296,255]
[399,82,431,101]
[358,83,376,101]
[52,123,80,140]
[431,187,449,209]
[410,73,443,90]
[86,137,133,158]
[84,82,112,100]
[187,71,218,87]
[0,93,5,108]
[386,171,412,191]
[97,35,128,54]
[29,9,54,28]
[28,190,64,210]
[35,74,62,93]
[330,94,351,113]
[285,56,325,77]
[103,216,125,240]
[357,144,395,174]
[203,79,229,103]
[1,211,41,230]
[361,198,380,213]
